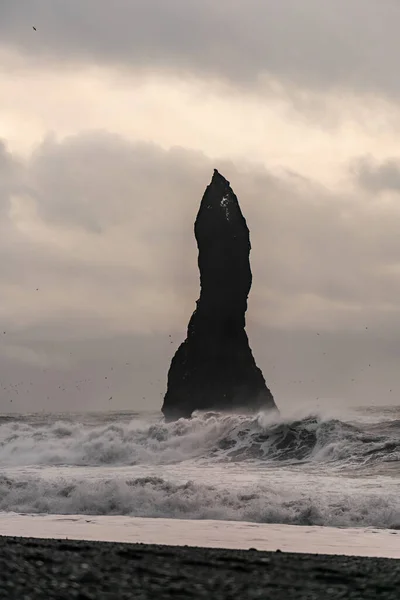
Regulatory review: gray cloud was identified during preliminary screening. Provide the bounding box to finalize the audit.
[352,156,400,193]
[1,132,400,412]
[0,140,20,214]
[9,131,392,311]
[3,130,400,325]
[1,1,400,97]
[29,132,210,232]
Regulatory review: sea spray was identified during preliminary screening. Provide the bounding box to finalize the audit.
[0,411,398,467]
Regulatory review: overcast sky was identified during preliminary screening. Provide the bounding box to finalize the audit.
[1,1,400,414]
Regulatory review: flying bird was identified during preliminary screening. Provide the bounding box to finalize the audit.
[32,26,36,31]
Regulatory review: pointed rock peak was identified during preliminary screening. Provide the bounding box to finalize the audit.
[210,170,232,197]
[162,170,277,421]
[202,170,240,219]
[212,169,230,186]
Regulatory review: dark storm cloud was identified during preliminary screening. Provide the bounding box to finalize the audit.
[1,1,400,97]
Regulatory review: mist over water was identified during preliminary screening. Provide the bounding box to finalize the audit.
[0,407,399,529]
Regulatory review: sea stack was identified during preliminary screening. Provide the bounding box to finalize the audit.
[162,170,277,421]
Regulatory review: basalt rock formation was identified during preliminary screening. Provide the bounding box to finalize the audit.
[162,170,277,421]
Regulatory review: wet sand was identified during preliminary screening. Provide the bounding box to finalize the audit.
[0,536,399,599]
[1,514,399,558]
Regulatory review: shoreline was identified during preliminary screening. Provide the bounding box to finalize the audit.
[0,536,399,599]
[1,513,399,559]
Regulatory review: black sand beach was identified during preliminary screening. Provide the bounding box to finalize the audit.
[0,536,399,599]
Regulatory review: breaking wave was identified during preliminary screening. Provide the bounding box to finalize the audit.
[0,473,399,529]
[1,409,399,529]
[0,411,399,468]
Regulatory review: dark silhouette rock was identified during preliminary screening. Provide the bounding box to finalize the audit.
[162,169,277,421]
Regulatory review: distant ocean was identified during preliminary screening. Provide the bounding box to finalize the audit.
[0,407,399,557]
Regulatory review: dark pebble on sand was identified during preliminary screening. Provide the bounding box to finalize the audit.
[0,536,399,599]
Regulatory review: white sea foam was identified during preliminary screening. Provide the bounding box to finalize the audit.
[0,409,399,531]
[0,471,399,529]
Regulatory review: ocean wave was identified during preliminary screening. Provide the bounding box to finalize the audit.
[0,411,399,468]
[0,473,399,529]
